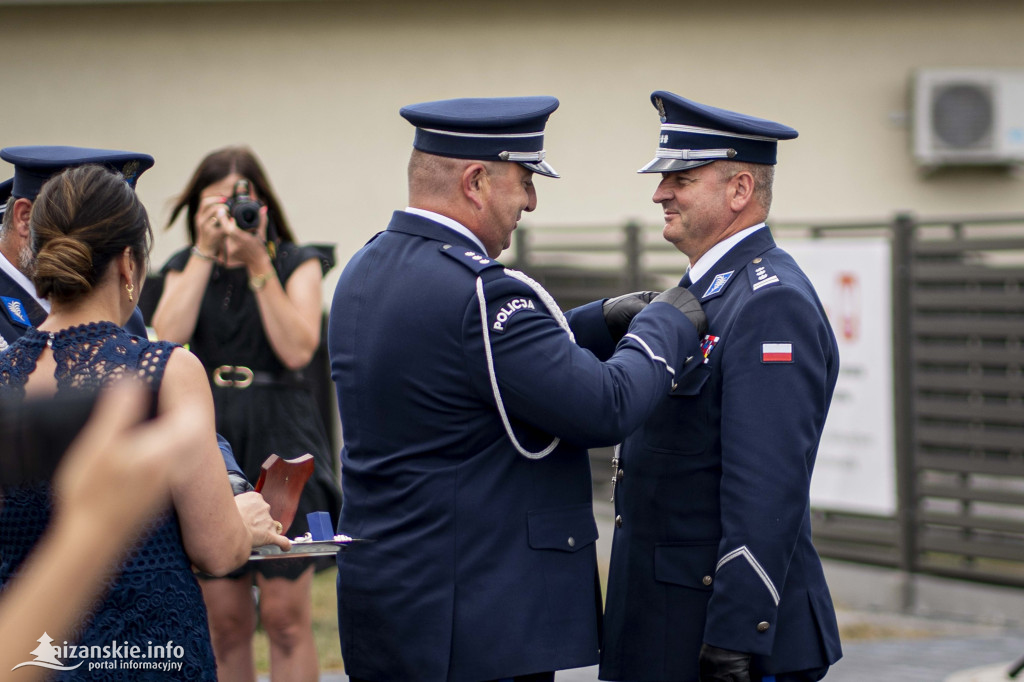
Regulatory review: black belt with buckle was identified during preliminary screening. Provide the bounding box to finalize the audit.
[211,365,309,389]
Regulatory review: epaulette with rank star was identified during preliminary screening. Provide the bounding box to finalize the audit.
[439,244,503,274]
[747,256,781,292]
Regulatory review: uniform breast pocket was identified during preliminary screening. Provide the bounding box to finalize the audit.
[642,365,711,455]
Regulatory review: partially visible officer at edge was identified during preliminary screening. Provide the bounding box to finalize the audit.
[328,95,709,682]
[0,147,152,348]
[598,92,843,682]
[0,145,281,543]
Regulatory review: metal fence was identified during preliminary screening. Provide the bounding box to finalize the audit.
[510,214,1024,593]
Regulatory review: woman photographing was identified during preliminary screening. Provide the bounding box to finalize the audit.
[152,146,341,682]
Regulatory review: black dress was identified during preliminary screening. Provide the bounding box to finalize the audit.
[162,242,342,577]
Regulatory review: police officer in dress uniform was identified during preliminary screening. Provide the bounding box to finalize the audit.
[0,146,153,346]
[598,93,843,682]
[328,96,709,682]
[0,177,39,351]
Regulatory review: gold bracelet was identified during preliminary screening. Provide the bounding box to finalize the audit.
[191,246,216,262]
[248,272,269,291]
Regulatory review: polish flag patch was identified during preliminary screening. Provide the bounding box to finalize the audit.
[761,342,793,363]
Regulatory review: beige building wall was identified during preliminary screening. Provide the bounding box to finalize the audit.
[1,0,1022,291]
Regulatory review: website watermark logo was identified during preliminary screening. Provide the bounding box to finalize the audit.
[11,633,82,672]
[12,632,185,674]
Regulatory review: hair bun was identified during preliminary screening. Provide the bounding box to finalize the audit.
[33,235,94,297]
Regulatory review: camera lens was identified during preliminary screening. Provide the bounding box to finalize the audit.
[232,200,261,231]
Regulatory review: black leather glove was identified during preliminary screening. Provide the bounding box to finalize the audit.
[652,286,708,337]
[227,471,255,496]
[698,643,752,682]
[602,291,660,342]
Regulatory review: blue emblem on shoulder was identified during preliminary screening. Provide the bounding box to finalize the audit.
[702,271,734,299]
[439,244,503,274]
[748,256,781,292]
[1,296,31,327]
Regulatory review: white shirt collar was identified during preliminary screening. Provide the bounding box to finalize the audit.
[0,250,50,313]
[404,207,488,255]
[686,223,766,284]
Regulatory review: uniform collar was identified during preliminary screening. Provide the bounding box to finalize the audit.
[0,249,50,313]
[403,207,488,255]
[687,223,766,284]
[688,226,777,301]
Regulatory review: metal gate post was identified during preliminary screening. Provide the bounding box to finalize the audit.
[891,212,918,612]
[624,222,642,291]
[514,227,530,271]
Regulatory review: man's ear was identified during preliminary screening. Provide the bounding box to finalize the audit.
[462,163,489,210]
[728,170,755,213]
[12,198,33,238]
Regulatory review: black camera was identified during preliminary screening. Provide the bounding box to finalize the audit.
[225,179,263,232]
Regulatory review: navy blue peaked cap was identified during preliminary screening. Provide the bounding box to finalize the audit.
[0,145,155,199]
[638,91,798,173]
[400,96,560,178]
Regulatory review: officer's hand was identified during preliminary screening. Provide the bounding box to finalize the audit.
[698,643,751,682]
[652,286,708,337]
[602,291,660,342]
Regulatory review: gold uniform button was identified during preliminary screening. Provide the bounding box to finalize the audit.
[616,469,624,482]
[757,621,770,633]
[615,515,623,528]
[568,537,576,548]
[702,575,713,586]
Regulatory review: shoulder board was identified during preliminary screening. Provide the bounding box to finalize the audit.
[439,244,503,274]
[747,256,782,292]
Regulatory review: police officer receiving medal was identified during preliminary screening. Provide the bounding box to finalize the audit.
[598,92,843,682]
[328,96,708,682]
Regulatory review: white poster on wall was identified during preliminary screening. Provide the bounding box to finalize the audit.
[778,236,896,515]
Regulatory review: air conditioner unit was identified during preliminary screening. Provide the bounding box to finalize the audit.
[912,68,1024,167]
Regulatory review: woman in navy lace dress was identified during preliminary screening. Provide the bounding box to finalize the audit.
[0,165,255,680]
[151,147,340,682]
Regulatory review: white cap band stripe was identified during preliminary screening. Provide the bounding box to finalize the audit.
[661,123,778,143]
[419,127,544,140]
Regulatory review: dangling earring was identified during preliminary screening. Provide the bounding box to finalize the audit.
[126,282,135,302]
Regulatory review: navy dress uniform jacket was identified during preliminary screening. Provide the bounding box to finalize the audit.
[329,211,703,682]
[0,266,47,346]
[599,227,843,681]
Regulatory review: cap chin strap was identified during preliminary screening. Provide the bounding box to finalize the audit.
[657,148,736,160]
[476,268,574,460]
[499,150,546,163]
